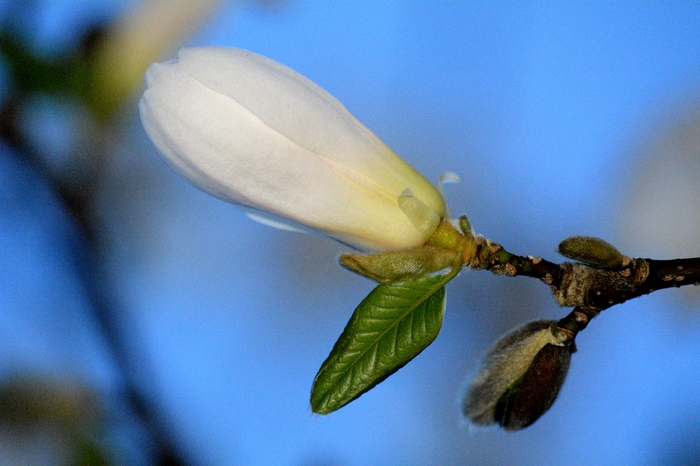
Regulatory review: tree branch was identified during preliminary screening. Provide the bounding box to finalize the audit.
[0,96,189,466]
[469,235,700,337]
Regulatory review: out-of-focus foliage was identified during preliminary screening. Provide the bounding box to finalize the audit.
[0,376,109,465]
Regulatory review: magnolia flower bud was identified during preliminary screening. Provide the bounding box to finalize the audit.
[139,47,445,252]
[463,320,575,431]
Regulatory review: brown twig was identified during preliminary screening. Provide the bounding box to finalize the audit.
[473,238,700,340]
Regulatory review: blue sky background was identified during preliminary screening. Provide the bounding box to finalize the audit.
[2,1,700,465]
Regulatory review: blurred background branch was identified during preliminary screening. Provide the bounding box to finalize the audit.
[0,1,221,464]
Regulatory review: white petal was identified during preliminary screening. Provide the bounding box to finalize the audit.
[175,47,444,215]
[439,171,461,185]
[139,47,447,252]
[243,210,309,234]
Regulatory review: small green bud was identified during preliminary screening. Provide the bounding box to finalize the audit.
[339,246,457,283]
[557,236,624,269]
[458,215,474,239]
[340,220,465,283]
[463,320,575,431]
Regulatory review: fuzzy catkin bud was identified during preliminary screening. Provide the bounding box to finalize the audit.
[494,342,574,430]
[463,320,575,431]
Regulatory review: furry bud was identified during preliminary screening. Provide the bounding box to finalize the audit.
[463,320,575,431]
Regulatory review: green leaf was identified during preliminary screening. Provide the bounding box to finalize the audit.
[311,272,455,414]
